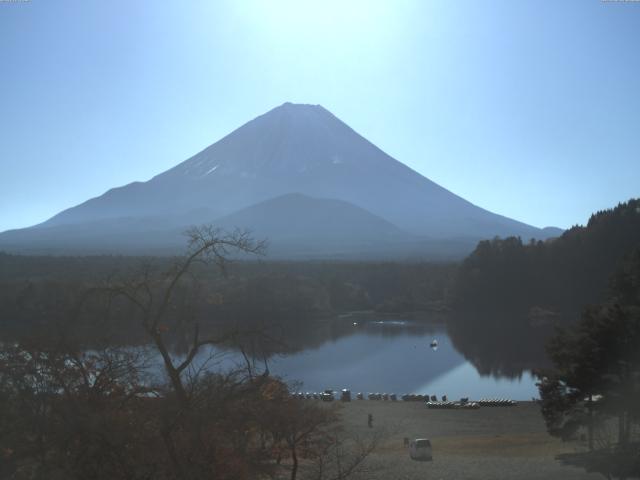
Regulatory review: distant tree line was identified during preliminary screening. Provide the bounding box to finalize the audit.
[0,253,455,349]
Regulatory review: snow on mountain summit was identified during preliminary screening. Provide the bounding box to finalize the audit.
[163,102,360,179]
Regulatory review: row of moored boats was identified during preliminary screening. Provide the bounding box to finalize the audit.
[477,398,518,407]
[291,390,517,407]
[426,401,480,409]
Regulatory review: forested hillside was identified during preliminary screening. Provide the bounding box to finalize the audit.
[448,199,640,375]
[453,199,640,317]
[0,253,454,348]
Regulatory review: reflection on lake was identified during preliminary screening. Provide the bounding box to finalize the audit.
[183,318,539,400]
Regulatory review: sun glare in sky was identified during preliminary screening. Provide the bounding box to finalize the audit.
[244,0,403,39]
[0,1,639,232]
[234,0,420,71]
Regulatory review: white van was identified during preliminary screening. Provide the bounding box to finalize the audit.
[409,438,432,460]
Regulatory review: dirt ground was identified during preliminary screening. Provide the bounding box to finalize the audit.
[334,400,601,480]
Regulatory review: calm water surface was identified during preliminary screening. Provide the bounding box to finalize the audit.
[184,319,538,400]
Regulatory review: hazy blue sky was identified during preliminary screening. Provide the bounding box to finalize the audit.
[1,0,639,232]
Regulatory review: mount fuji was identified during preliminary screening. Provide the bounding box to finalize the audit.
[0,103,561,258]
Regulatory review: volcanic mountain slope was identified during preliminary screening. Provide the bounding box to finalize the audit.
[1,102,559,257]
[0,194,411,256]
[216,193,406,243]
[215,193,415,258]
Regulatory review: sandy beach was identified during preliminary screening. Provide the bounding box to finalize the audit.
[333,400,601,480]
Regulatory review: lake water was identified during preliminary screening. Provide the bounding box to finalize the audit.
[185,319,539,400]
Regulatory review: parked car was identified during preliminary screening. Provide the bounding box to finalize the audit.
[409,438,432,461]
[321,389,335,402]
[340,389,351,402]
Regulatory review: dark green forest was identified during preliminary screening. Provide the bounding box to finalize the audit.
[0,252,454,352]
[448,198,640,375]
[536,247,640,479]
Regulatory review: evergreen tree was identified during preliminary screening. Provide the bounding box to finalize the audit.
[537,247,640,479]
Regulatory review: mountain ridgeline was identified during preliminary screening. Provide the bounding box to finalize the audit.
[0,103,560,258]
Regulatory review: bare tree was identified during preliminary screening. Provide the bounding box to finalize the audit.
[0,340,158,480]
[97,227,266,406]
[308,429,381,480]
[93,227,267,478]
[1,227,379,480]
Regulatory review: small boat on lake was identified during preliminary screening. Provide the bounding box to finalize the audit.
[429,339,438,349]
